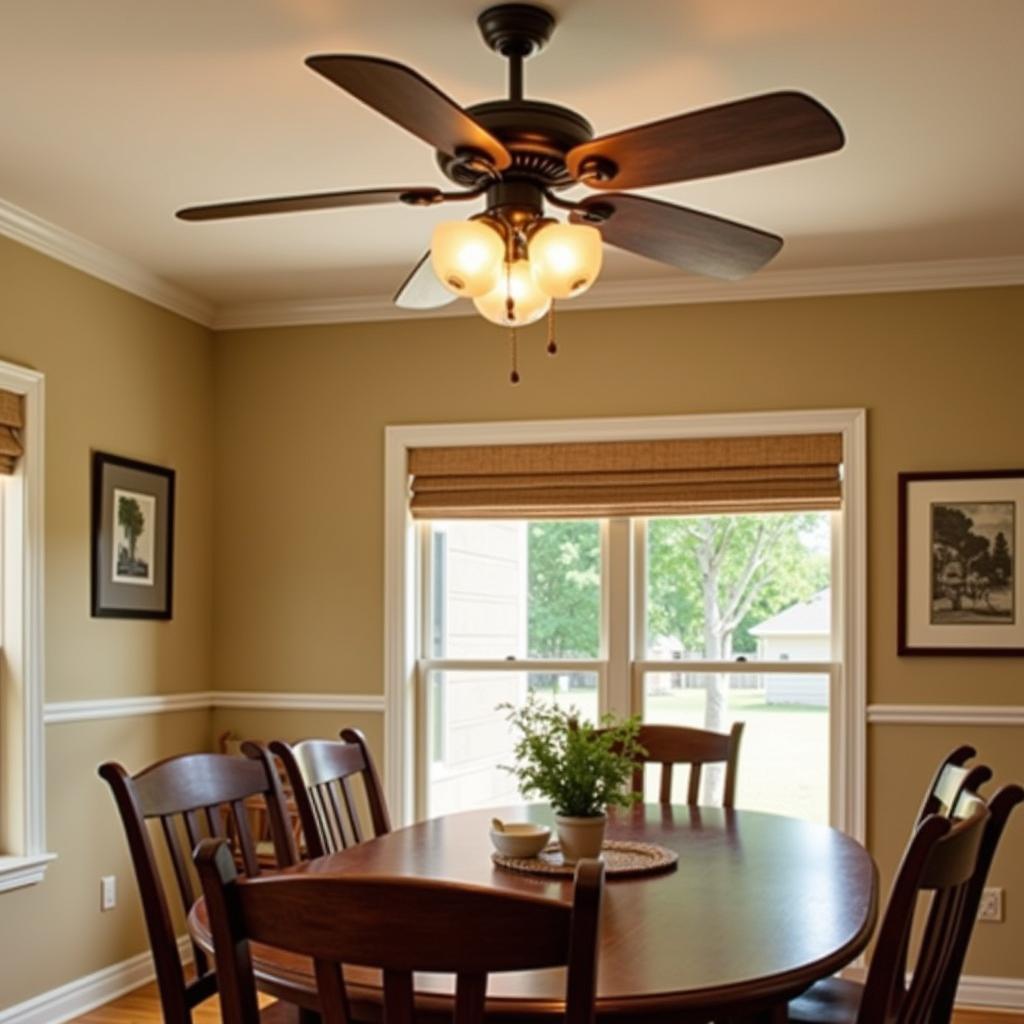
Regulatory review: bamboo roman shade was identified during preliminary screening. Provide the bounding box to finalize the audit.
[409,433,843,519]
[0,390,24,475]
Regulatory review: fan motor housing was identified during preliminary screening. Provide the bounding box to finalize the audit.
[436,99,593,188]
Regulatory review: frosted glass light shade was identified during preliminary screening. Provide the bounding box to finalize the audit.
[430,220,505,297]
[473,260,551,326]
[528,222,603,298]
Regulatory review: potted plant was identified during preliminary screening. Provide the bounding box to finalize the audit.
[500,695,644,863]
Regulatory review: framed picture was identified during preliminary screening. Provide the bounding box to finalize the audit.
[91,452,175,619]
[898,470,1023,656]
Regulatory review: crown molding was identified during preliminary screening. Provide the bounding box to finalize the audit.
[0,198,214,327]
[212,255,1024,330]
[2,192,1021,332]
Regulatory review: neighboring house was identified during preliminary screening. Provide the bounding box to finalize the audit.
[750,589,831,706]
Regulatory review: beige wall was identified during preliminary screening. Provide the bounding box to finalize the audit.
[213,285,1024,980]
[0,227,1021,1011]
[0,235,216,1007]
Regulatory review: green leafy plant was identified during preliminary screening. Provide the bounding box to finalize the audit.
[499,696,645,818]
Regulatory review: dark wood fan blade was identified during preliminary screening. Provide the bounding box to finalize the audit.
[570,193,782,280]
[306,55,511,170]
[177,186,442,221]
[567,92,843,189]
[394,252,458,310]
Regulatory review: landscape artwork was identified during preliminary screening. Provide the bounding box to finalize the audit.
[92,451,175,619]
[930,501,1014,625]
[112,487,157,585]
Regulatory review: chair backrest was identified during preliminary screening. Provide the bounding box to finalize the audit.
[932,782,1024,1022]
[627,722,745,807]
[915,745,992,824]
[857,793,991,1024]
[270,728,391,858]
[99,749,297,1024]
[195,838,604,1024]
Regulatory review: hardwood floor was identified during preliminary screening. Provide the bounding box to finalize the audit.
[69,982,1022,1023]
[70,982,297,1022]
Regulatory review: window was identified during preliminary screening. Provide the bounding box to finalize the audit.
[419,512,835,823]
[0,362,50,893]
[386,411,866,836]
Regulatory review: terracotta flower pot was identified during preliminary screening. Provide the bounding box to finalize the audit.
[555,813,607,863]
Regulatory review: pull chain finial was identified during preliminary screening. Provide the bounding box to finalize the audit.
[546,302,558,355]
[509,327,520,384]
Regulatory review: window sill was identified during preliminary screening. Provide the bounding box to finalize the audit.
[0,852,57,893]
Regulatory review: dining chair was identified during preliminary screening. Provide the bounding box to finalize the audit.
[932,780,1024,1021]
[194,836,605,1024]
[269,729,391,858]
[787,783,1010,1024]
[915,744,992,824]
[99,748,298,1024]
[627,722,745,807]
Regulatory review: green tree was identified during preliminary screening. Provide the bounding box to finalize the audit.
[527,521,600,658]
[117,495,145,561]
[647,513,829,797]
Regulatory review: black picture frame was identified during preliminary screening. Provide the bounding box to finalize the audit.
[91,451,176,619]
[898,469,1023,656]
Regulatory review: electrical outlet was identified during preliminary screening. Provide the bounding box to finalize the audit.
[100,874,117,912]
[978,886,1003,922]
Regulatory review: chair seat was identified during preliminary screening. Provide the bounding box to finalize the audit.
[787,976,863,1024]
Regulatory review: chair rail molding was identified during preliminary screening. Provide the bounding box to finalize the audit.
[43,690,385,725]
[867,704,1024,726]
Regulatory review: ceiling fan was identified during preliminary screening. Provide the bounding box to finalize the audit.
[178,3,844,350]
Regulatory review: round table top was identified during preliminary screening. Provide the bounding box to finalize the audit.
[190,803,878,1020]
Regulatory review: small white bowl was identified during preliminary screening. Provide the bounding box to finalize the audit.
[489,822,552,858]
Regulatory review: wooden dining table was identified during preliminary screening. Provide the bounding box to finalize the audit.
[189,802,878,1023]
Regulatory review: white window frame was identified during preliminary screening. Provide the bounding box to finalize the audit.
[385,409,867,839]
[0,361,51,893]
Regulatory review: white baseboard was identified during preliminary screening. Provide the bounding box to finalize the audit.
[0,935,192,1024]
[842,965,1024,1010]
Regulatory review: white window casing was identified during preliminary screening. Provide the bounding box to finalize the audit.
[0,361,52,893]
[385,409,867,839]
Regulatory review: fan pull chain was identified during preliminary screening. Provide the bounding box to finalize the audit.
[509,327,520,385]
[504,260,516,323]
[546,302,558,355]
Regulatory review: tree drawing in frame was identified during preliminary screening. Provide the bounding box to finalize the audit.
[930,501,1014,624]
[112,487,157,585]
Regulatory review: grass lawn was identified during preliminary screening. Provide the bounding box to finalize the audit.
[540,684,829,824]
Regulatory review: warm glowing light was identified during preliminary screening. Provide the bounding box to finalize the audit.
[528,221,603,298]
[430,220,505,297]
[473,260,551,326]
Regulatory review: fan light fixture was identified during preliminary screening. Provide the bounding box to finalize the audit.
[431,217,601,327]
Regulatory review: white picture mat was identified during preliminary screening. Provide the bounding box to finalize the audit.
[906,476,1023,648]
[111,487,157,586]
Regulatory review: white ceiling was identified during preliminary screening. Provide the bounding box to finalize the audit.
[2,0,1023,320]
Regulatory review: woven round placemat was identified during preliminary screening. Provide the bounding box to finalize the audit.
[492,839,678,878]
